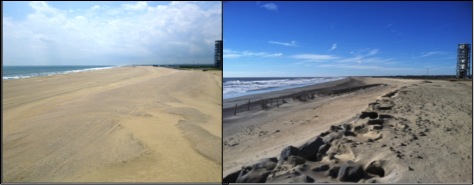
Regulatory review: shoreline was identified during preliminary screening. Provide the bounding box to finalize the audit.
[223,77,346,100]
[223,77,357,108]
[223,77,382,119]
[3,65,119,80]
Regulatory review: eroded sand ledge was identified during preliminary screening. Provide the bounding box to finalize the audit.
[3,66,222,182]
[223,77,472,183]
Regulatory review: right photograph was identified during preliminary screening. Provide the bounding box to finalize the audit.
[222,1,472,183]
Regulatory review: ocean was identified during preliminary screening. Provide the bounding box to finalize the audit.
[223,77,346,99]
[3,65,116,80]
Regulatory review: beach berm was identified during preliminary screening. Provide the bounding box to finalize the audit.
[223,77,472,183]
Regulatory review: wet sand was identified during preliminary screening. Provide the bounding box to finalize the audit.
[3,66,222,182]
[223,77,472,183]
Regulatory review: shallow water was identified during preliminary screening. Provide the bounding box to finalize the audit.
[223,77,346,99]
[3,65,115,80]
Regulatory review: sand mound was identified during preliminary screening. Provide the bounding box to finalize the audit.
[177,120,222,164]
[224,78,472,183]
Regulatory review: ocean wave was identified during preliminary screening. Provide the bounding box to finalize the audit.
[223,77,345,99]
[61,66,116,74]
[3,66,116,80]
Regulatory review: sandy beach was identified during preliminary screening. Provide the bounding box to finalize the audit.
[3,66,222,182]
[223,77,472,183]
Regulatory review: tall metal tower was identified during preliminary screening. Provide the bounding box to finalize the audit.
[457,43,471,78]
[214,40,223,69]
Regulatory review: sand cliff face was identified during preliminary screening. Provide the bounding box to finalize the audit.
[3,66,222,182]
[223,78,472,183]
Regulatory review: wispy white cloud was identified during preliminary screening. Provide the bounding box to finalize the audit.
[318,64,382,69]
[338,56,392,65]
[3,1,222,65]
[224,70,288,78]
[386,23,394,28]
[349,49,379,56]
[419,51,449,57]
[260,3,278,11]
[318,63,413,71]
[291,48,401,70]
[328,43,337,52]
[367,49,379,56]
[268,40,297,47]
[122,1,148,10]
[224,49,283,58]
[291,54,340,62]
[341,49,379,61]
[339,56,364,63]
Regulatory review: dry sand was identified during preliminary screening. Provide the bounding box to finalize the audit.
[223,77,472,183]
[3,66,222,182]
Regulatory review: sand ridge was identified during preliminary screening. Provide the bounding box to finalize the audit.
[223,77,472,183]
[3,66,222,182]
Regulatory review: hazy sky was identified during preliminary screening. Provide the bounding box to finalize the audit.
[224,1,473,77]
[3,1,222,66]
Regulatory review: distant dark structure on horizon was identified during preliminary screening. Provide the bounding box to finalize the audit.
[457,43,471,79]
[215,40,223,69]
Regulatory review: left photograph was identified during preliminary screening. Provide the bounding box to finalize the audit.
[2,1,222,183]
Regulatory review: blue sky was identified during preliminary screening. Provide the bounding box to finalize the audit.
[3,1,221,66]
[224,1,473,77]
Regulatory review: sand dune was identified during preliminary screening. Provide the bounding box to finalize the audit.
[3,66,222,182]
[223,77,472,183]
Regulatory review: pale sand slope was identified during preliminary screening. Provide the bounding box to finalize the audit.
[223,77,472,183]
[3,66,222,182]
